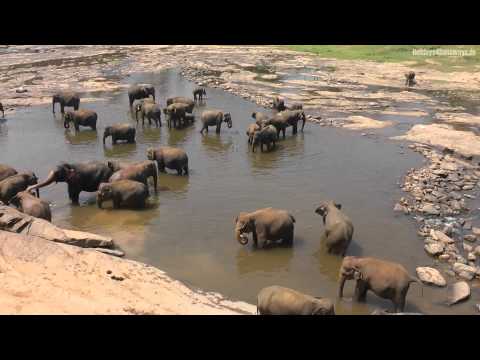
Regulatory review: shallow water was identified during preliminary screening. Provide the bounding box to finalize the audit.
[1,69,478,314]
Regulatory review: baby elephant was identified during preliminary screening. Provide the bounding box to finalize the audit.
[0,172,38,204]
[97,180,149,209]
[64,109,97,131]
[200,110,232,134]
[103,124,136,145]
[10,191,52,222]
[234,207,295,248]
[338,256,420,313]
[257,286,335,315]
[147,146,189,175]
[109,160,158,193]
[135,102,161,127]
[405,71,416,87]
[252,111,269,128]
[193,87,207,101]
[315,201,354,256]
[166,97,195,113]
[246,123,261,145]
[252,125,277,153]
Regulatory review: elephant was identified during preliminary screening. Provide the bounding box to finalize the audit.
[184,113,195,125]
[265,110,306,139]
[109,160,158,193]
[97,180,149,209]
[64,109,97,131]
[128,84,155,107]
[288,103,303,110]
[0,172,38,204]
[103,124,136,145]
[257,286,335,315]
[0,102,4,117]
[107,160,136,173]
[166,97,195,113]
[246,123,261,144]
[252,111,269,128]
[9,190,52,222]
[338,256,421,313]
[147,146,189,175]
[0,164,18,182]
[234,207,295,248]
[163,103,189,129]
[315,200,354,256]
[26,161,113,205]
[405,71,416,87]
[251,125,277,152]
[193,87,207,101]
[200,110,232,134]
[272,96,287,112]
[135,102,161,127]
[52,91,80,114]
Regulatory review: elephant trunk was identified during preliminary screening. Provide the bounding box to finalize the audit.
[35,188,40,198]
[28,170,56,193]
[301,117,306,132]
[338,275,347,298]
[152,163,158,193]
[97,195,103,209]
[64,118,70,129]
[235,227,249,245]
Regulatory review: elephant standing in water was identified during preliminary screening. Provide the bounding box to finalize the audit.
[10,191,52,222]
[315,200,354,256]
[234,207,295,248]
[200,110,232,134]
[97,180,149,209]
[163,103,189,129]
[27,162,113,205]
[257,286,335,315]
[252,111,269,128]
[64,109,97,131]
[265,110,306,139]
[128,84,155,107]
[193,87,206,101]
[0,172,38,204]
[52,91,80,114]
[108,160,158,193]
[147,147,189,175]
[135,102,162,127]
[251,125,277,152]
[405,71,416,87]
[338,256,421,313]
[0,102,4,117]
[246,123,260,145]
[272,96,287,112]
[103,124,136,144]
[0,164,18,182]
[166,97,195,113]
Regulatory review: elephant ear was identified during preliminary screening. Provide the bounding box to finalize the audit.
[353,267,363,280]
[335,203,342,210]
[234,216,238,224]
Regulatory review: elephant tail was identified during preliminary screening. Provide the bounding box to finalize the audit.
[409,276,424,298]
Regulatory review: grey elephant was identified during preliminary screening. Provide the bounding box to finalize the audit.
[252,111,269,127]
[184,113,195,126]
[135,101,161,127]
[257,286,335,315]
[252,125,277,152]
[64,109,97,131]
[405,71,416,87]
[0,164,17,182]
[166,97,195,113]
[246,123,261,144]
[0,172,38,204]
[200,110,232,134]
[52,91,80,114]
[103,124,136,145]
[193,87,207,101]
[97,180,149,209]
[234,207,295,248]
[163,103,188,129]
[27,161,113,205]
[315,200,354,256]
[0,102,4,117]
[266,110,306,139]
[288,103,303,110]
[338,256,421,313]
[147,146,189,175]
[132,98,155,110]
[128,84,155,107]
[272,96,287,112]
[10,190,52,222]
[108,160,158,193]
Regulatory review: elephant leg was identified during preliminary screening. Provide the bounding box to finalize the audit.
[252,231,258,248]
[282,128,286,140]
[354,280,368,302]
[394,288,408,313]
[276,129,281,140]
[113,198,121,209]
[68,185,80,205]
[61,104,65,114]
[74,103,79,111]
[183,165,189,176]
[216,125,221,134]
[293,125,298,135]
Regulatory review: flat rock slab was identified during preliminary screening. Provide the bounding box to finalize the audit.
[431,230,455,244]
[447,281,470,306]
[0,231,255,315]
[416,267,447,287]
[0,205,113,249]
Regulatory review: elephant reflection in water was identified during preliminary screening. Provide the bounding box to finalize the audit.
[103,143,137,158]
[201,133,233,155]
[64,129,98,145]
[235,247,293,276]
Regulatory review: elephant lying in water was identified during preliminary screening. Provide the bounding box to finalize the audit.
[128,84,155,107]
[52,91,80,114]
[257,286,335,315]
[234,207,295,248]
[10,191,51,222]
[252,125,277,152]
[27,161,113,205]
[103,124,136,145]
[0,172,38,204]
[315,200,354,256]
[135,101,161,127]
[108,160,158,193]
[265,110,306,139]
[200,110,232,134]
[64,109,97,131]
[97,180,149,209]
[0,164,18,182]
[338,256,421,313]
[147,146,189,175]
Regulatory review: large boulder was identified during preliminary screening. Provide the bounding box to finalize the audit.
[446,281,470,306]
[416,267,447,287]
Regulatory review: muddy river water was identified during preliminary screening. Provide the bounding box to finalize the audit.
[1,69,477,314]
